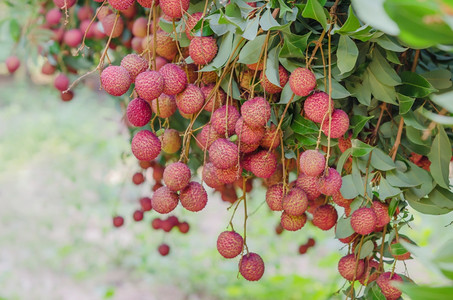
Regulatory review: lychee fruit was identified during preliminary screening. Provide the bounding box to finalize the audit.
[131,130,162,161]
[358,259,380,285]
[282,187,308,216]
[238,141,260,153]
[338,254,365,281]
[241,97,271,128]
[140,196,152,211]
[372,200,391,228]
[217,231,244,259]
[350,207,378,235]
[137,0,159,8]
[151,94,177,118]
[101,66,131,96]
[160,129,181,154]
[160,0,190,19]
[318,168,342,196]
[120,54,148,81]
[42,61,56,75]
[215,164,242,184]
[101,14,124,38]
[260,124,281,149]
[155,30,178,61]
[299,150,325,177]
[135,70,164,101]
[159,63,188,95]
[175,84,205,114]
[131,17,150,38]
[250,150,277,179]
[247,61,264,71]
[376,272,403,300]
[151,186,179,214]
[60,91,74,102]
[201,84,227,112]
[64,29,83,47]
[54,74,70,91]
[108,0,135,11]
[321,109,350,139]
[289,67,317,97]
[53,0,76,9]
[295,174,321,201]
[133,210,144,221]
[239,252,265,281]
[77,6,93,21]
[280,211,307,231]
[189,36,218,65]
[338,232,358,244]
[202,162,223,188]
[312,204,338,230]
[112,215,124,227]
[96,6,113,20]
[158,243,170,256]
[211,105,241,136]
[265,183,284,211]
[332,191,353,208]
[196,124,221,151]
[179,181,208,212]
[185,12,203,40]
[338,134,352,152]
[46,8,62,26]
[209,138,238,170]
[132,172,145,185]
[260,65,289,94]
[151,218,162,229]
[298,244,309,254]
[202,71,217,84]
[178,221,190,233]
[304,92,334,123]
[163,162,191,191]
[235,117,265,145]
[127,98,152,127]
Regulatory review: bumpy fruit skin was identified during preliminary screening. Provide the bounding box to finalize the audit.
[151,94,177,118]
[120,54,148,81]
[151,186,179,214]
[189,36,218,65]
[247,61,264,71]
[201,84,227,112]
[54,74,70,91]
[332,191,353,208]
[338,134,352,152]
[211,105,240,136]
[372,201,391,228]
[235,117,265,145]
[217,231,244,259]
[295,174,321,201]
[176,84,205,114]
[299,150,325,177]
[260,124,281,149]
[101,66,131,96]
[201,71,217,84]
[282,187,308,216]
[101,14,124,38]
[185,12,203,40]
[358,260,380,285]
[209,138,238,170]
[140,197,152,211]
[250,150,277,179]
[131,130,162,161]
[155,30,178,61]
[318,168,342,196]
[312,204,338,230]
[158,243,170,256]
[215,164,241,184]
[239,253,265,281]
[202,162,223,188]
[261,65,289,94]
[239,141,259,153]
[321,109,350,139]
[196,124,221,150]
[280,211,307,231]
[127,98,152,127]
[137,0,159,8]
[338,232,358,244]
[376,272,403,300]
[108,0,134,10]
[160,129,181,153]
[159,63,188,95]
[113,215,124,227]
[163,162,191,191]
[160,0,190,19]
[266,184,284,211]
[180,181,208,212]
[350,207,378,235]
[289,68,316,96]
[241,97,271,128]
[304,92,334,123]
[135,70,164,101]
[54,0,76,9]
[338,254,365,281]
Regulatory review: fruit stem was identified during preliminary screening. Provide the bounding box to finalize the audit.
[250,31,270,99]
[389,117,404,161]
[324,26,334,173]
[268,93,295,151]
[378,224,388,273]
[242,176,249,254]
[77,0,106,54]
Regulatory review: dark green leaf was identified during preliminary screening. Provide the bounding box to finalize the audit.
[399,71,437,98]
[428,186,453,210]
[317,79,351,99]
[294,134,318,146]
[350,115,373,139]
[369,283,387,300]
[336,148,352,174]
[370,148,396,171]
[369,49,401,87]
[302,0,328,30]
[427,126,452,189]
[346,80,371,106]
[259,9,280,31]
[399,285,453,300]
[351,139,374,157]
[390,242,409,256]
[335,216,355,239]
[202,31,235,71]
[364,69,397,104]
[238,34,267,64]
[419,108,453,126]
[373,35,407,52]
[337,35,359,74]
[386,169,419,187]
[291,114,319,135]
[422,69,452,90]
[397,93,415,115]
[265,46,281,87]
[356,240,375,259]
[279,32,311,59]
[336,6,361,33]
[405,190,451,215]
[340,175,360,199]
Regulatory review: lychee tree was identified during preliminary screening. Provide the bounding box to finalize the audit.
[2,0,453,298]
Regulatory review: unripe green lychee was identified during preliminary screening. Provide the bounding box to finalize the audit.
[189,36,218,65]
[180,181,208,212]
[209,138,239,170]
[239,252,265,281]
[372,200,391,228]
[159,63,187,95]
[196,124,221,151]
[289,68,316,97]
[241,97,271,128]
[151,186,179,214]
[215,164,241,184]
[358,260,380,285]
[202,162,223,188]
[101,14,124,38]
[163,162,191,191]
[312,204,338,231]
[350,207,378,235]
[280,211,307,231]
[260,65,289,94]
[250,150,277,179]
[185,12,203,40]
[151,94,177,118]
[265,184,284,211]
[160,0,190,19]
[295,174,321,201]
[175,84,205,114]
[201,84,227,112]
[126,98,152,127]
[338,254,365,281]
[299,149,325,177]
[120,54,148,81]
[235,117,265,145]
[217,231,244,259]
[282,187,308,216]
[376,272,403,300]
[321,109,350,139]
[160,129,182,154]
[260,124,281,149]
[318,168,342,196]
[211,105,240,136]
[131,130,161,161]
[101,66,131,96]
[135,70,164,101]
[108,0,134,10]
[304,92,334,123]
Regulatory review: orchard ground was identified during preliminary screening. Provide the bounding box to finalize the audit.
[0,75,452,300]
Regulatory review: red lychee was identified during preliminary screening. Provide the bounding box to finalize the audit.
[151,94,177,118]
[299,149,325,177]
[189,36,218,65]
[250,150,277,179]
[235,117,265,145]
[372,200,391,228]
[202,162,223,188]
[201,71,217,84]
[120,54,148,81]
[376,272,403,300]
[260,124,281,150]
[238,141,260,154]
[295,174,321,201]
[131,130,162,161]
[163,162,191,191]
[112,215,124,227]
[350,207,378,235]
[211,105,241,136]
[160,0,190,19]
[265,183,284,211]
[108,0,134,10]
[217,231,244,259]
[140,197,152,211]
[42,61,56,75]
[131,17,150,38]
[176,84,205,114]
[201,84,227,112]
[77,6,93,21]
[159,63,188,95]
[321,109,350,139]
[282,187,308,216]
[280,211,307,231]
[241,97,271,128]
[132,172,145,185]
[185,12,203,40]
[312,204,338,230]
[158,243,170,256]
[101,66,131,96]
[60,91,74,102]
[64,28,83,47]
[209,138,239,170]
[133,210,144,221]
[239,252,265,281]
[332,191,353,208]
[304,92,334,123]
[318,168,342,196]
[338,254,365,281]
[179,181,208,212]
[196,124,221,151]
[155,30,178,61]
[151,218,162,229]
[137,0,159,8]
[215,164,242,184]
[127,98,152,127]
[135,70,164,101]
[260,65,289,94]
[53,0,76,9]
[390,238,411,260]
[151,186,179,214]
[338,134,352,152]
[289,68,316,96]
[178,221,190,233]
[160,129,181,154]
[46,8,62,26]
[101,14,124,38]
[358,259,380,285]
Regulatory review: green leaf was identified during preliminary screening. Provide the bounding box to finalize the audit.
[294,134,318,146]
[406,190,451,215]
[346,80,371,106]
[291,114,319,135]
[428,186,453,210]
[351,159,366,196]
[427,126,452,189]
[336,6,361,33]
[399,71,437,98]
[317,79,351,99]
[337,35,359,74]
[350,115,373,139]
[399,285,453,300]
[373,35,407,52]
[302,0,328,30]
[351,0,400,35]
[335,216,355,239]
[356,240,375,259]
[369,49,401,87]
[386,169,418,187]
[265,46,281,87]
[397,93,415,115]
[418,108,453,126]
[369,284,387,300]
[202,31,234,71]
[378,177,401,200]
[9,19,20,42]
[259,9,280,31]
[351,139,374,157]
[238,34,267,64]
[430,89,453,113]
[390,242,410,256]
[279,32,311,59]
[220,76,241,100]
[336,148,352,173]
[340,175,360,199]
[364,69,397,104]
[422,69,452,90]
[242,15,260,40]
[370,148,396,171]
